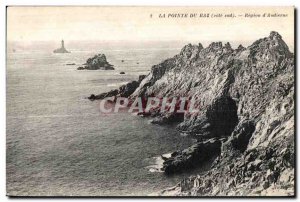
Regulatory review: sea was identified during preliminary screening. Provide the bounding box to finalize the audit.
[6,41,198,196]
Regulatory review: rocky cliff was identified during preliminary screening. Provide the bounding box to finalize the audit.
[91,31,294,196]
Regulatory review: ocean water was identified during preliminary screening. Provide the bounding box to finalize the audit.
[6,43,196,196]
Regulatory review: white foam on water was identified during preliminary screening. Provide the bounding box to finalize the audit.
[146,153,172,173]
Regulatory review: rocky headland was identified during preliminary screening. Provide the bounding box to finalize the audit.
[78,54,114,70]
[89,31,294,196]
[88,75,146,100]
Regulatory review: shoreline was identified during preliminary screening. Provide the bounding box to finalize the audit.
[87,31,294,196]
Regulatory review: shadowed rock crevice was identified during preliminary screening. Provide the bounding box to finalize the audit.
[221,119,256,159]
[162,96,239,174]
[206,96,238,138]
[229,120,255,152]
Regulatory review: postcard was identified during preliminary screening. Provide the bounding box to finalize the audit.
[6,6,295,197]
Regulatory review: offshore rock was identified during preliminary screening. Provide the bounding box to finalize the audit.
[78,54,114,70]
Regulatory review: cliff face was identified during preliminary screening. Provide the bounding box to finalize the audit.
[130,31,294,196]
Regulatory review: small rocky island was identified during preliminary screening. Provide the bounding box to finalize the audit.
[77,54,114,70]
[53,40,70,53]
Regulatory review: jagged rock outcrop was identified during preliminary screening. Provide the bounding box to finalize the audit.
[88,75,146,100]
[90,31,294,196]
[135,31,294,196]
[163,138,222,175]
[78,54,114,70]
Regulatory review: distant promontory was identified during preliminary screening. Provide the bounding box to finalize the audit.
[53,40,70,53]
[77,54,114,70]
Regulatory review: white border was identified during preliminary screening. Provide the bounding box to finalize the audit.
[1,0,298,202]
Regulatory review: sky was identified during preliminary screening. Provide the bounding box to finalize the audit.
[7,6,294,49]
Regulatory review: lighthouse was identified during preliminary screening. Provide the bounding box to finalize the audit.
[53,39,70,53]
[61,40,65,49]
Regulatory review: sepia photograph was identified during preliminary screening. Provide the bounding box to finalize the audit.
[5,6,295,197]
